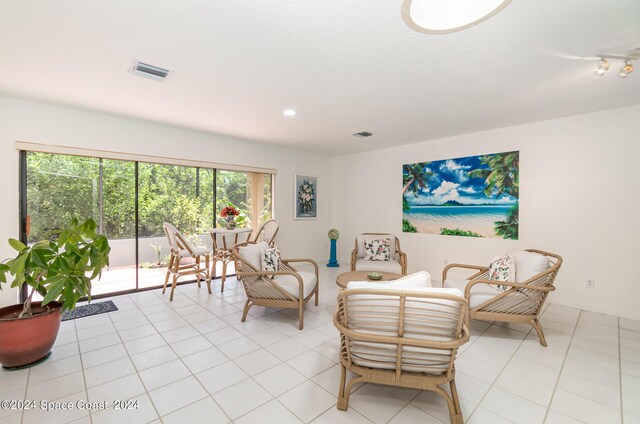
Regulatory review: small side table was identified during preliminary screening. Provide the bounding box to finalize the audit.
[210,227,253,291]
[336,271,402,290]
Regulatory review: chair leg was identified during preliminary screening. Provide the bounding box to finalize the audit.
[241,300,252,322]
[162,256,174,294]
[433,385,463,424]
[338,374,363,411]
[169,274,178,302]
[314,284,319,306]
[205,255,212,294]
[211,257,217,279]
[298,302,304,330]
[221,260,227,292]
[449,378,464,424]
[337,363,348,410]
[531,318,548,347]
[196,257,202,287]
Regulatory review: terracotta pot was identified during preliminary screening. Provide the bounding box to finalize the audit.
[0,301,62,368]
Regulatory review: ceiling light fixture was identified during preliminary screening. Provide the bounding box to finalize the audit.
[352,132,373,138]
[595,48,639,78]
[619,61,634,78]
[594,59,610,76]
[401,0,513,35]
[283,109,296,117]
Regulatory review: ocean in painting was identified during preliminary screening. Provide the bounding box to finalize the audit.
[405,205,513,223]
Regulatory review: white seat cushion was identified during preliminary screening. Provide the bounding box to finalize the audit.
[444,278,498,308]
[355,259,402,274]
[238,241,271,270]
[507,249,549,282]
[274,271,317,299]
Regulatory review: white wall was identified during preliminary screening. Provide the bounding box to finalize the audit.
[332,105,640,320]
[0,95,332,307]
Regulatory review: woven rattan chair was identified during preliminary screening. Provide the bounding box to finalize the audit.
[334,287,469,424]
[351,232,407,275]
[232,241,319,330]
[251,219,279,247]
[443,249,562,346]
[162,223,211,301]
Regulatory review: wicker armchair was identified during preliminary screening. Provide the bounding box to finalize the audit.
[232,241,319,330]
[334,287,469,424]
[350,233,407,275]
[443,249,562,346]
[162,223,211,301]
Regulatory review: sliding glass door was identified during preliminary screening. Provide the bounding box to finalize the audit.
[22,151,273,299]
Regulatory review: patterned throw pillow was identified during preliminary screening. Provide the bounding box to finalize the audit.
[261,247,281,273]
[363,238,392,261]
[488,255,515,291]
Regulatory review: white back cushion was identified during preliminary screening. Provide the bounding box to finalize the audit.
[238,241,270,270]
[507,248,549,283]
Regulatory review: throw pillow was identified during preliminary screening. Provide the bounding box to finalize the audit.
[261,247,281,274]
[488,255,515,291]
[363,238,391,261]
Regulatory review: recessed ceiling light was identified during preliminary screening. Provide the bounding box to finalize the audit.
[283,109,296,117]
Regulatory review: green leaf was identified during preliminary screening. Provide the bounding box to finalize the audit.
[8,238,27,252]
[42,278,64,306]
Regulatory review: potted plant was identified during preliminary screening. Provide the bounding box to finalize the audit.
[0,218,110,368]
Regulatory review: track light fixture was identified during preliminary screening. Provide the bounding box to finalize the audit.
[595,48,639,79]
[594,59,610,76]
[619,61,634,78]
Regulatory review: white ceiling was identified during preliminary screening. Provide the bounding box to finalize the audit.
[0,1,639,156]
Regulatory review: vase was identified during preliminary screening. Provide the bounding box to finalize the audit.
[225,216,236,230]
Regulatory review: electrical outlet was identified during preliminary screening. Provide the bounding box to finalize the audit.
[585,278,595,288]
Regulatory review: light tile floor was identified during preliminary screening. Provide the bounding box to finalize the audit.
[1,266,638,424]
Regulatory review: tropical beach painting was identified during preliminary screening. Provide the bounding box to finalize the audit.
[402,151,519,239]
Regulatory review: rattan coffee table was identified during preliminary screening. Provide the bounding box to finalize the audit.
[335,271,402,289]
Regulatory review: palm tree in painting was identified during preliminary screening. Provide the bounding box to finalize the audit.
[494,203,519,239]
[468,152,519,198]
[402,163,432,196]
[469,152,519,239]
[402,163,431,233]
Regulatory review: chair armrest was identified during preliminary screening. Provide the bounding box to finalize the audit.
[350,249,357,271]
[442,264,489,282]
[281,258,318,275]
[463,279,556,300]
[396,250,408,274]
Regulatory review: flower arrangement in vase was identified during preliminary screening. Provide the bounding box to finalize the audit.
[220,206,240,229]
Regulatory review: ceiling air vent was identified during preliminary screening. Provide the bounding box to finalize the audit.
[352,131,373,138]
[128,60,170,81]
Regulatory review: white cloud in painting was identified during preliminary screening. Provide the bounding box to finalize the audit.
[459,186,477,194]
[442,160,470,171]
[496,196,515,203]
[432,181,460,202]
[432,180,459,195]
[439,160,470,183]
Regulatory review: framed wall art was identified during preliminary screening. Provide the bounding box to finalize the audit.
[294,174,317,219]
